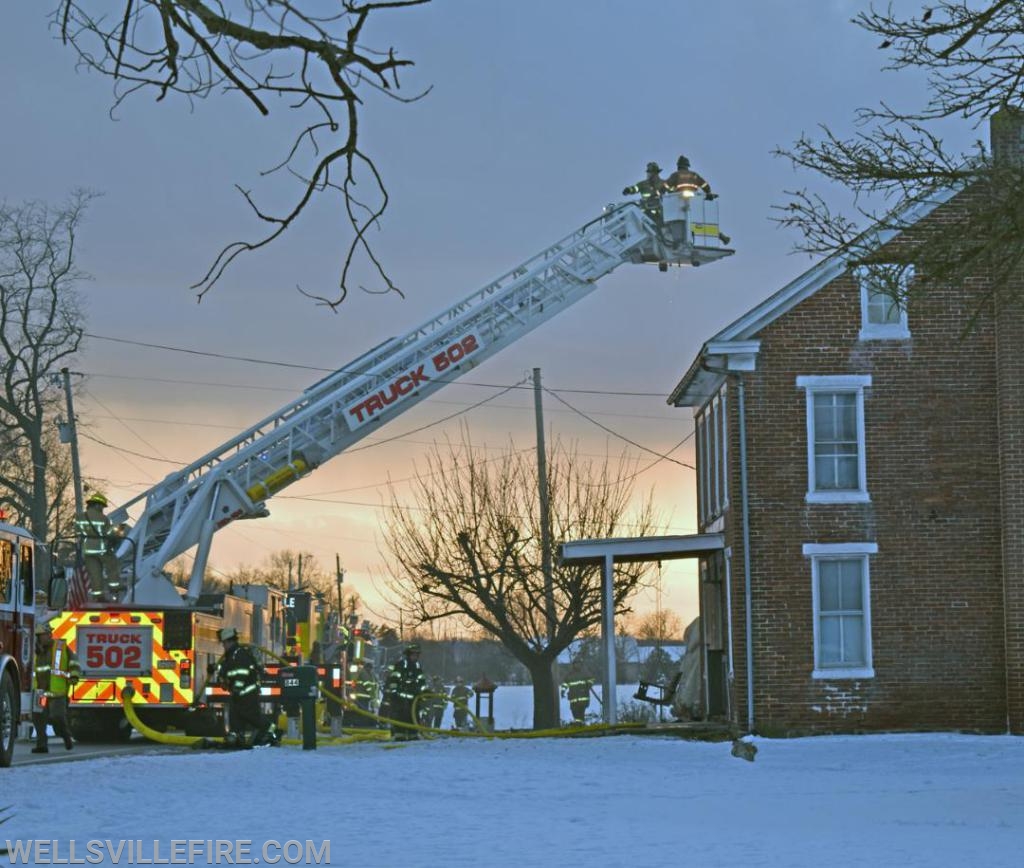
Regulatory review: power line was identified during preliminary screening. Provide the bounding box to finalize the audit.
[345,376,531,453]
[83,332,328,371]
[79,431,189,465]
[81,331,670,397]
[77,377,532,466]
[543,387,695,469]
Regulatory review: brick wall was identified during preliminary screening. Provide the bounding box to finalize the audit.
[992,107,1024,733]
[714,191,1008,734]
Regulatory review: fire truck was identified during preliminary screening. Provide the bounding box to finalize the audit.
[49,193,732,740]
[0,516,41,765]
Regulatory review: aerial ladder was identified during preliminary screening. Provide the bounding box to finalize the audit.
[107,195,733,606]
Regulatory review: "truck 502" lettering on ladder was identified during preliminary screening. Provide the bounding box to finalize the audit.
[345,333,484,428]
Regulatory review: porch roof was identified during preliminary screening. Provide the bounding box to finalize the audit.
[558,533,724,565]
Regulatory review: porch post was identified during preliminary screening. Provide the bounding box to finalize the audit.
[601,552,617,725]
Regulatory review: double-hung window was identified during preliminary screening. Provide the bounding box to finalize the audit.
[804,543,876,679]
[797,375,871,503]
[858,264,912,340]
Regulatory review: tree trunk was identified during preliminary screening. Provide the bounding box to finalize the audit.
[30,435,49,542]
[526,657,559,730]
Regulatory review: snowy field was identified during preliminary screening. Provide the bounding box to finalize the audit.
[450,683,642,729]
[5,686,1022,867]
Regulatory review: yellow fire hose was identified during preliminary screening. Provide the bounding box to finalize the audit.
[121,686,226,747]
[316,681,641,741]
[123,646,638,750]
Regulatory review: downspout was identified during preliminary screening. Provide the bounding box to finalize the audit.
[702,360,755,734]
[736,375,755,734]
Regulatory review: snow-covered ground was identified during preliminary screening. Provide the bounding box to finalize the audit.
[6,687,1022,867]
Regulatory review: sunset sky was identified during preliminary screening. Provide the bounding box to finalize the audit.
[2,1,970,631]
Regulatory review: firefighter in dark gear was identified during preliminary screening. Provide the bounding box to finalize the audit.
[75,492,121,602]
[319,640,345,735]
[354,660,379,714]
[449,676,474,731]
[622,162,669,228]
[31,621,81,753]
[214,627,279,747]
[666,155,730,245]
[666,154,714,199]
[383,643,428,741]
[426,674,447,729]
[561,668,595,724]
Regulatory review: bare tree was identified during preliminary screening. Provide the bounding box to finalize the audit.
[0,422,78,541]
[0,191,91,543]
[55,0,431,307]
[631,608,684,642]
[774,1,1024,324]
[381,428,663,730]
[222,549,335,599]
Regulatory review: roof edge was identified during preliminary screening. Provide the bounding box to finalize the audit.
[667,183,963,408]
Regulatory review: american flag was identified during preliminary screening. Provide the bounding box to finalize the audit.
[67,563,90,609]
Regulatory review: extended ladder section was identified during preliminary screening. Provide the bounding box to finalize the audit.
[113,200,732,605]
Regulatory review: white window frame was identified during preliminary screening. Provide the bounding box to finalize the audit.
[857,264,912,341]
[718,385,729,514]
[797,375,871,504]
[695,385,729,525]
[804,542,876,680]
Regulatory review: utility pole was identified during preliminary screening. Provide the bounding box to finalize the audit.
[533,368,556,642]
[534,368,560,726]
[56,367,84,516]
[335,554,344,617]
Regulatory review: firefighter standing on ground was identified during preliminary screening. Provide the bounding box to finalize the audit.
[32,621,81,753]
[561,668,595,724]
[213,627,279,747]
[426,674,447,729]
[319,639,345,735]
[449,676,474,730]
[354,659,380,716]
[76,492,122,601]
[383,644,428,740]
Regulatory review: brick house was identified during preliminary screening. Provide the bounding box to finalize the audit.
[667,110,1024,736]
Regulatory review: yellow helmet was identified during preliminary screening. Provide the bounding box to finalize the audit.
[86,492,109,507]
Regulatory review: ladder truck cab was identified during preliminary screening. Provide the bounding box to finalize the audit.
[0,515,42,766]
[51,193,733,741]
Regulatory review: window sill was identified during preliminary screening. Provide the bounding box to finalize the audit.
[812,667,875,680]
[805,491,870,504]
[858,326,910,341]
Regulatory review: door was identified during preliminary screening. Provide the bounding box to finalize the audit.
[701,552,728,719]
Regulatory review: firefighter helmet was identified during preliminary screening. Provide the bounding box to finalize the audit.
[218,626,239,642]
[676,155,691,170]
[86,492,109,507]
[646,162,661,174]
[34,620,52,636]
[405,643,421,655]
